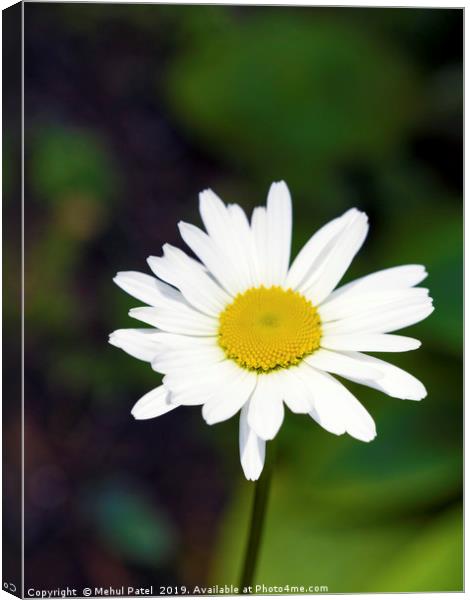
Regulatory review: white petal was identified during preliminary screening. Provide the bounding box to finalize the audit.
[228,204,257,287]
[144,331,216,351]
[301,365,376,442]
[131,385,177,420]
[322,301,434,335]
[111,328,218,364]
[303,210,369,305]
[178,221,242,296]
[147,244,230,316]
[265,181,292,285]
[113,271,182,306]
[202,363,257,425]
[239,403,266,481]
[164,359,234,406]
[250,181,293,287]
[318,371,377,442]
[324,265,428,304]
[295,363,347,436]
[247,373,285,440]
[199,190,253,290]
[276,367,312,414]
[152,345,224,375]
[199,189,231,241]
[250,206,269,285]
[304,348,383,380]
[321,333,421,352]
[109,328,161,362]
[162,358,227,394]
[163,360,256,410]
[129,304,217,336]
[167,383,215,406]
[338,352,427,400]
[319,287,431,322]
[286,208,359,290]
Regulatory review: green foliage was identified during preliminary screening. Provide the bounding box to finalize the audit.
[375,204,463,354]
[371,507,463,592]
[87,482,176,566]
[30,125,117,205]
[213,448,462,592]
[167,15,419,193]
[24,126,120,334]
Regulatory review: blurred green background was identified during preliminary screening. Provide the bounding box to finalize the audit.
[7,3,463,594]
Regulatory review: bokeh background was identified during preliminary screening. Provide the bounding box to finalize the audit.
[5,3,463,594]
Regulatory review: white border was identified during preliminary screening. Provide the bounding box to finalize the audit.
[0,1,464,599]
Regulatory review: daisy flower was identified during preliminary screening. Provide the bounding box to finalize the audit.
[110,181,433,481]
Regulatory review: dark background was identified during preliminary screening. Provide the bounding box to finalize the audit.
[5,3,463,593]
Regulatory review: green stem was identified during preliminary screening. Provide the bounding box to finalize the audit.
[239,442,276,593]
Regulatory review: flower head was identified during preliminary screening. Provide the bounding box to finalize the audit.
[110,182,433,480]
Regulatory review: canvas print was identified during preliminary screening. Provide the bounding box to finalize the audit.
[2,2,463,597]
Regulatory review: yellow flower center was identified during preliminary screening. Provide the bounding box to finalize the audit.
[218,286,322,373]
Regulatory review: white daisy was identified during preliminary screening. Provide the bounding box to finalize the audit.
[110,181,434,481]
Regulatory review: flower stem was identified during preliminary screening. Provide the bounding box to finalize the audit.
[239,442,276,592]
